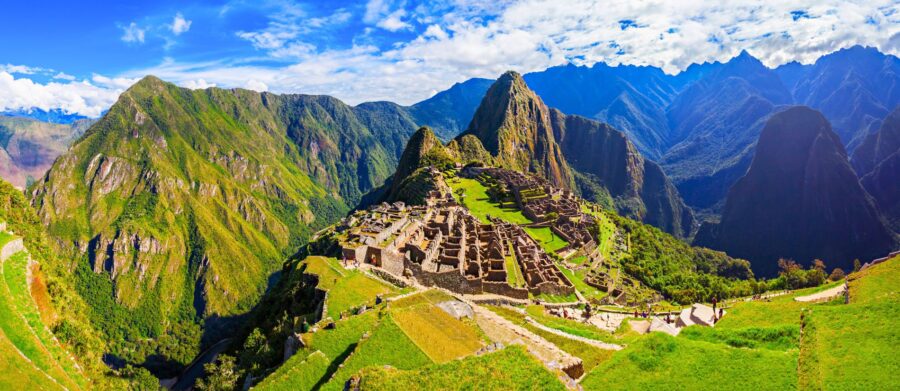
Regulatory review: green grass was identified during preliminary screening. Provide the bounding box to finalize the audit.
[3,252,86,386]
[581,333,797,390]
[254,350,331,391]
[359,345,565,390]
[449,177,530,224]
[487,306,615,372]
[797,256,900,390]
[322,315,432,390]
[679,325,799,351]
[524,226,568,253]
[558,263,606,301]
[0,251,81,390]
[505,253,525,288]
[302,310,380,361]
[389,289,454,309]
[302,256,397,319]
[392,303,483,363]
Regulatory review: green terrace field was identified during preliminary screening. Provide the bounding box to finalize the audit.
[301,256,399,319]
[358,344,565,391]
[0,237,87,390]
[256,289,488,390]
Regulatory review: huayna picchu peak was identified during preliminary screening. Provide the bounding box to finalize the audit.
[2,5,899,390]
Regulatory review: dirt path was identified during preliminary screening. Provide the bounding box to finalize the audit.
[794,283,847,302]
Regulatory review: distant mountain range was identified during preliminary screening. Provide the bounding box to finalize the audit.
[0,115,94,188]
[414,46,900,216]
[0,108,91,124]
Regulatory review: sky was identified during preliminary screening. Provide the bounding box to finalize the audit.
[0,0,898,117]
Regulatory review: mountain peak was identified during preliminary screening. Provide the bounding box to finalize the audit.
[458,71,573,188]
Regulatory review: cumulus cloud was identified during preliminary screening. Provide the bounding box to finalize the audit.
[53,72,76,81]
[0,72,129,117]
[8,0,900,116]
[171,13,192,35]
[121,22,146,43]
[127,0,898,106]
[0,64,46,75]
[181,79,217,89]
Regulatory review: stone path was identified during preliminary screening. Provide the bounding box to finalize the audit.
[470,304,583,388]
[524,317,622,350]
[794,283,847,302]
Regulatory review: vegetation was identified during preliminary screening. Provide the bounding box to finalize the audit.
[487,305,615,372]
[392,302,484,363]
[581,333,798,390]
[359,345,565,390]
[322,315,431,390]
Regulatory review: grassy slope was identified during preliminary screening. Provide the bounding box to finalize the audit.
[359,345,565,391]
[391,301,484,363]
[580,333,797,390]
[798,256,900,390]
[0,251,81,390]
[304,256,397,319]
[321,315,431,390]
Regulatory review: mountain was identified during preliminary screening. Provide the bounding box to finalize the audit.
[550,110,694,238]
[789,45,900,151]
[457,71,574,189]
[660,51,792,211]
[407,78,493,140]
[29,76,418,376]
[695,107,895,276]
[0,116,93,188]
[854,108,900,232]
[522,63,680,159]
[0,108,90,124]
[448,72,693,237]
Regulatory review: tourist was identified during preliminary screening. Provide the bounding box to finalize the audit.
[712,296,718,313]
[718,308,724,319]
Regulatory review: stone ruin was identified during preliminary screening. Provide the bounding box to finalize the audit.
[338,187,574,300]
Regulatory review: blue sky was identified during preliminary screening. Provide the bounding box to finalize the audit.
[1,0,898,117]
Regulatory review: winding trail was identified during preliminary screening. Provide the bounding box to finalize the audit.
[794,283,847,303]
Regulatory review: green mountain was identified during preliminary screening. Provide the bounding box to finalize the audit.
[453,71,693,238]
[855,108,900,232]
[457,71,574,189]
[0,116,94,189]
[29,76,418,375]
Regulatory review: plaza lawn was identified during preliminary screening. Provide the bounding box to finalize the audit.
[580,333,798,390]
[524,226,569,253]
[390,289,454,309]
[392,302,484,363]
[505,253,525,288]
[558,263,606,302]
[449,177,529,224]
[524,305,618,343]
[322,315,432,390]
[359,345,565,391]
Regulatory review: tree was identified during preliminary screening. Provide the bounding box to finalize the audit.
[812,259,826,271]
[828,268,846,281]
[121,365,159,391]
[196,355,239,391]
[853,259,862,273]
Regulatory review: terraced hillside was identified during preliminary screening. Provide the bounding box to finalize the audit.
[0,230,88,390]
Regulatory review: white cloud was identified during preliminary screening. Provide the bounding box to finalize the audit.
[365,0,413,31]
[171,13,192,35]
[121,22,146,44]
[8,0,899,117]
[0,64,45,75]
[53,72,76,81]
[0,72,128,117]
[181,79,217,89]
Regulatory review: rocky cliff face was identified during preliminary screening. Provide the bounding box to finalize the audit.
[458,71,574,189]
[695,106,895,276]
[550,110,694,238]
[30,76,418,372]
[854,108,900,232]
